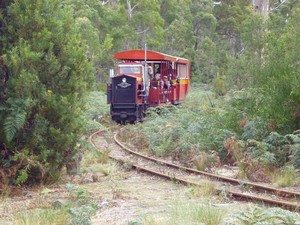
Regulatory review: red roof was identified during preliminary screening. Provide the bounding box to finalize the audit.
[114,50,189,64]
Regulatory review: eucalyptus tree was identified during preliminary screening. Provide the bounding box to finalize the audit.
[160,0,181,27]
[190,0,217,51]
[64,0,115,82]
[213,0,251,56]
[161,0,194,54]
[0,0,94,183]
[187,0,218,83]
[259,6,300,131]
[123,0,164,49]
[226,13,266,88]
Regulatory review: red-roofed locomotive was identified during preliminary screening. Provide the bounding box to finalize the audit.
[107,49,190,123]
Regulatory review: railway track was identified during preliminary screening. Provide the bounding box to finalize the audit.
[89,129,300,211]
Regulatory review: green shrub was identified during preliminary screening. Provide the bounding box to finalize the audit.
[272,165,299,187]
[241,118,269,141]
[65,183,97,225]
[246,140,275,165]
[125,88,239,162]
[225,207,300,225]
[213,75,227,96]
[69,205,97,225]
[0,0,94,184]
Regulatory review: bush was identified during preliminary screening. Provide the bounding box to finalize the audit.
[126,88,236,162]
[0,0,94,184]
[290,144,300,169]
[213,75,227,96]
[225,207,300,225]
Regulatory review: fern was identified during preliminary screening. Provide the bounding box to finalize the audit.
[225,207,300,225]
[1,98,33,142]
[3,110,27,142]
[3,115,16,143]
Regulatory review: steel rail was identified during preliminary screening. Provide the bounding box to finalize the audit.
[114,128,300,198]
[89,129,300,211]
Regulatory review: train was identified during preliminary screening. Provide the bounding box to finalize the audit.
[107,49,190,123]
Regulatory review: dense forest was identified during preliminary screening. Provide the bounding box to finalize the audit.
[1,0,300,185]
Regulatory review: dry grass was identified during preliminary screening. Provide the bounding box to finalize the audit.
[145,201,225,225]
[193,151,221,171]
[92,162,117,176]
[272,166,299,187]
[188,180,217,198]
[12,207,69,225]
[82,149,109,167]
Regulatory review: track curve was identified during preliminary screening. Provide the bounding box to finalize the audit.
[89,128,300,211]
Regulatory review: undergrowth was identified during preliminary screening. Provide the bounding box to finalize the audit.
[123,86,300,182]
[224,207,300,225]
[123,87,241,161]
[84,91,110,132]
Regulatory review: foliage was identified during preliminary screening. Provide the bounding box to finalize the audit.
[84,91,109,132]
[193,37,218,83]
[0,0,94,184]
[126,87,236,162]
[68,205,96,225]
[65,183,97,225]
[213,74,227,96]
[188,180,216,198]
[291,144,300,169]
[242,119,269,141]
[253,6,300,133]
[224,207,300,225]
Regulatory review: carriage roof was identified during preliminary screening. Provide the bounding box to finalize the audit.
[114,50,189,64]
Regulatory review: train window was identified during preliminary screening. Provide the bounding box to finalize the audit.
[178,64,188,79]
[119,66,141,75]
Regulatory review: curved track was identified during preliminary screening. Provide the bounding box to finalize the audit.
[89,129,300,211]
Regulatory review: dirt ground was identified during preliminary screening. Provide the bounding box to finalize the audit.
[0,163,250,225]
[91,170,192,224]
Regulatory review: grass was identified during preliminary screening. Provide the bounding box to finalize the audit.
[81,149,109,167]
[84,91,110,132]
[272,165,299,187]
[92,162,117,176]
[152,201,225,225]
[12,207,69,225]
[188,180,216,198]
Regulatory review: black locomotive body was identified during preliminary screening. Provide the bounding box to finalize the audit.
[107,74,145,123]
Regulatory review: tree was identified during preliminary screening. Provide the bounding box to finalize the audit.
[246,5,300,132]
[193,37,217,83]
[124,0,164,49]
[0,0,94,184]
[160,0,181,27]
[64,0,114,83]
[163,19,195,55]
[190,0,216,51]
[213,0,251,56]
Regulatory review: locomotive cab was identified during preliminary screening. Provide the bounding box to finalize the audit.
[117,62,144,77]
